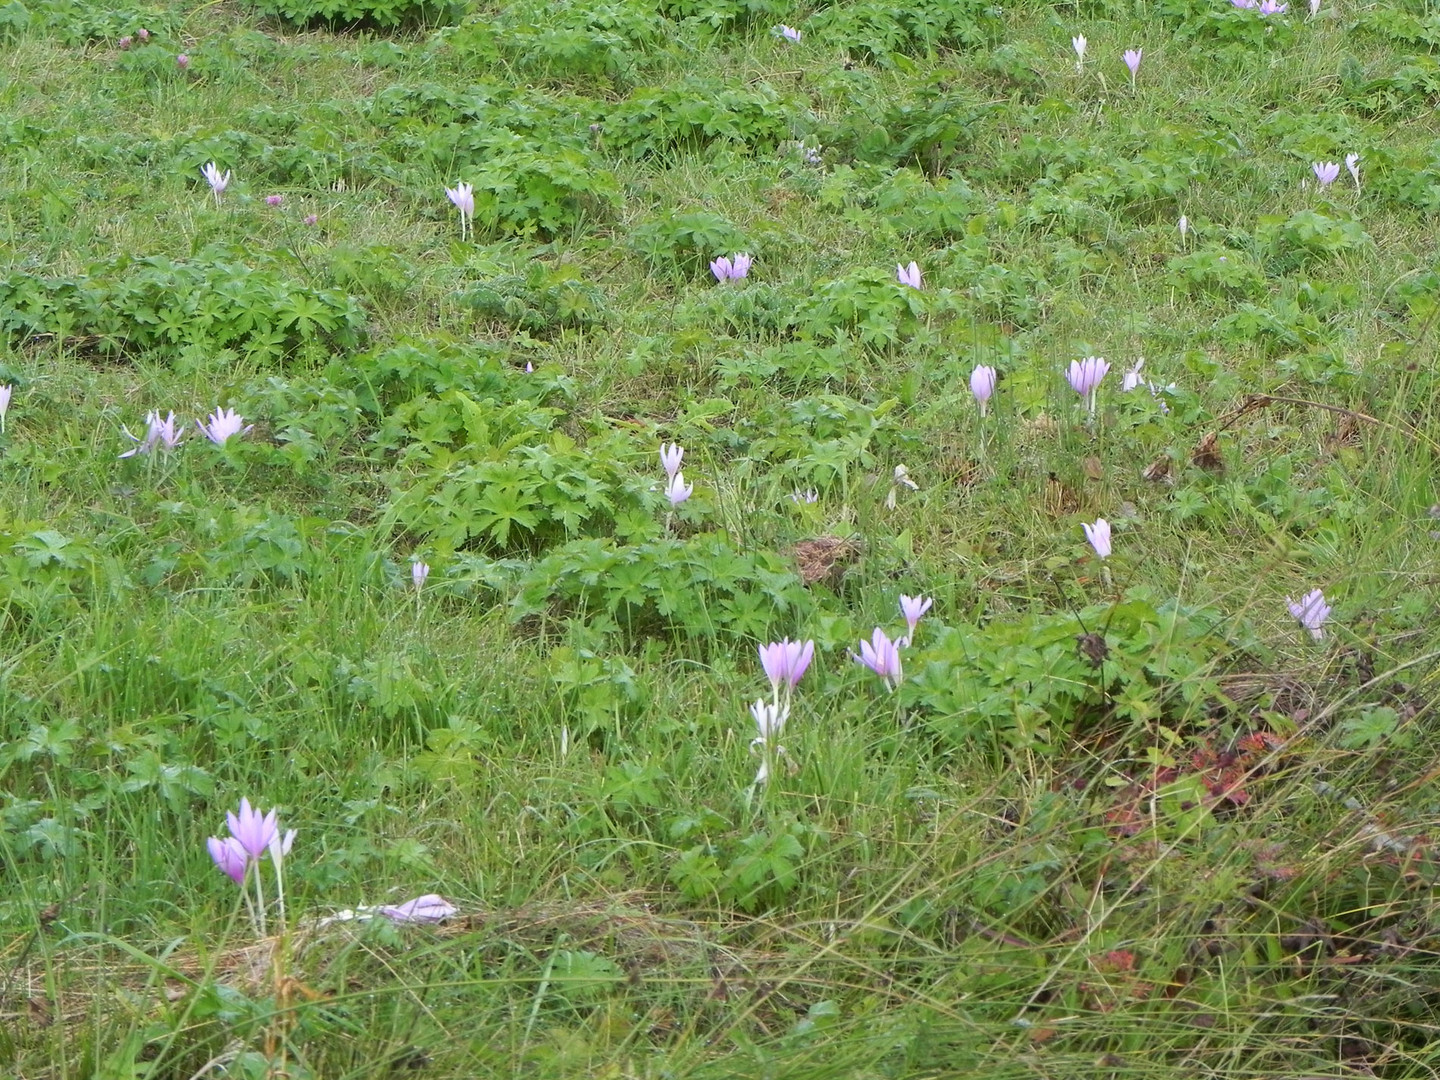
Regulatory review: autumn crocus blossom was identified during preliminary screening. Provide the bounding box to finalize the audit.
[196,407,252,446]
[710,254,752,281]
[0,383,12,432]
[970,365,996,415]
[207,835,248,884]
[445,181,474,240]
[1072,34,1086,71]
[899,595,932,644]
[1083,518,1112,559]
[777,24,801,42]
[200,162,229,203]
[226,797,279,859]
[412,560,430,591]
[379,894,458,923]
[659,442,683,479]
[896,261,922,289]
[1345,153,1360,187]
[1287,588,1331,641]
[1313,161,1340,187]
[665,470,693,507]
[120,410,183,457]
[1123,49,1141,81]
[855,628,903,691]
[758,638,815,697]
[1066,356,1109,415]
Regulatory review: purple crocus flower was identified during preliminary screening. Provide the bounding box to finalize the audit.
[200,162,229,203]
[970,365,996,415]
[758,638,815,696]
[445,182,474,239]
[0,384,11,433]
[176,52,190,69]
[304,213,318,226]
[118,35,133,48]
[896,261,922,290]
[1083,518,1111,559]
[665,470,693,507]
[412,560,430,590]
[119,410,183,457]
[1313,161,1339,187]
[379,894,458,923]
[1345,153,1360,187]
[1287,588,1331,641]
[899,595,933,643]
[137,26,149,40]
[265,194,284,207]
[196,407,251,446]
[1066,356,1109,414]
[710,254,752,282]
[854,628,903,691]
[225,797,279,859]
[660,442,683,479]
[777,24,801,42]
[207,835,249,884]
[1258,0,1286,13]
[1123,49,1142,79]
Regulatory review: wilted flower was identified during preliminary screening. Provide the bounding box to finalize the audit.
[200,161,230,203]
[207,835,249,884]
[970,365,997,415]
[445,181,474,240]
[899,594,933,644]
[855,628,903,690]
[896,261,922,290]
[1083,518,1112,559]
[1123,49,1142,81]
[265,194,283,207]
[710,253,752,282]
[660,442,684,479]
[1345,152,1360,187]
[1287,588,1331,641]
[119,410,183,457]
[196,407,252,446]
[665,470,693,507]
[777,24,801,42]
[225,797,280,860]
[1313,161,1340,187]
[412,560,430,591]
[378,894,457,923]
[176,52,190,69]
[1066,356,1109,414]
[885,463,919,510]
[758,638,815,698]
[1072,34,1087,71]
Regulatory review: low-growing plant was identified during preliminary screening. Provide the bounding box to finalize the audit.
[605,78,800,157]
[459,262,608,334]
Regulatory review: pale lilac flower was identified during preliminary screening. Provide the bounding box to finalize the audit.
[750,698,788,743]
[855,628,903,690]
[268,828,297,870]
[207,835,249,884]
[120,410,182,457]
[196,407,252,446]
[710,254,752,281]
[1123,49,1141,81]
[1345,153,1360,188]
[1178,214,1189,241]
[1083,518,1111,559]
[176,52,189,69]
[445,182,474,239]
[412,560,430,590]
[304,213,318,226]
[200,162,230,203]
[1287,588,1331,641]
[899,595,933,643]
[660,442,684,479]
[758,638,815,697]
[137,26,149,39]
[1258,0,1286,13]
[265,194,283,207]
[665,470,693,507]
[896,261,922,290]
[524,361,534,373]
[777,24,801,42]
[1066,356,1109,414]
[970,365,996,415]
[1231,0,1256,6]
[226,798,280,859]
[118,35,133,48]
[379,894,457,923]
[1313,161,1339,187]
[790,488,818,504]
[0,384,11,432]
[1122,359,1146,392]
[1309,0,1320,12]
[1072,34,1086,71]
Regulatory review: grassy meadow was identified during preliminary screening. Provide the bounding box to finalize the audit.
[3,0,1440,1074]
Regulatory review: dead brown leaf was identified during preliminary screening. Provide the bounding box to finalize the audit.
[1191,432,1224,473]
[1081,455,1104,481]
[1141,453,1172,484]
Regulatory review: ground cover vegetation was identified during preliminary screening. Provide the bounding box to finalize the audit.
[2,0,1439,1074]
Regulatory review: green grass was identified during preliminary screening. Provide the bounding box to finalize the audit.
[3,0,1440,1075]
